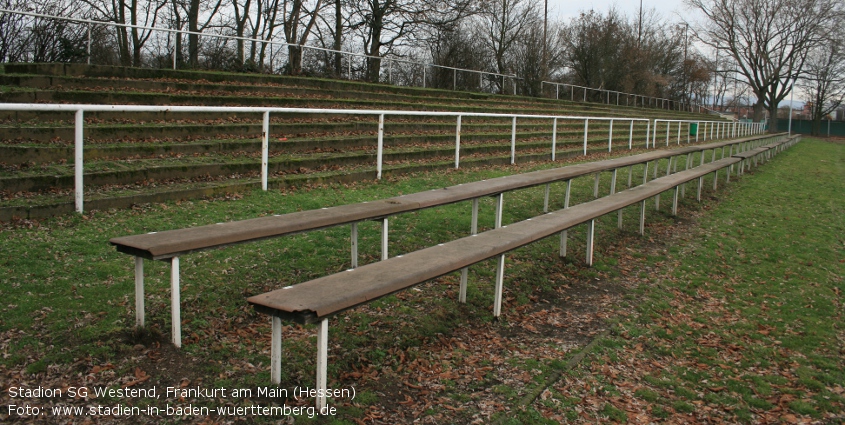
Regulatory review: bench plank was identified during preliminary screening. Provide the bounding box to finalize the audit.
[248,156,744,323]
[111,136,775,260]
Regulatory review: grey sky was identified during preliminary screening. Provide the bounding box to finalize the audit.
[546,0,687,23]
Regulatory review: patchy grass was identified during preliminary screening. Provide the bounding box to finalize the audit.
[1,136,836,424]
[541,137,844,423]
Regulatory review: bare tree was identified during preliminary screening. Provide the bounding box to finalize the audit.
[687,0,843,131]
[281,0,324,75]
[799,39,845,135]
[347,0,473,83]
[182,0,224,67]
[477,0,538,85]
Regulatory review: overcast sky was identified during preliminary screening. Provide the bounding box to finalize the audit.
[546,0,688,23]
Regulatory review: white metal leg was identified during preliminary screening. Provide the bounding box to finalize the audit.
[271,316,282,384]
[351,223,358,269]
[672,187,679,216]
[135,256,144,328]
[316,319,329,411]
[593,173,600,198]
[639,200,646,235]
[495,194,503,229]
[171,256,181,348]
[610,169,617,194]
[459,198,480,303]
[381,219,389,261]
[560,180,571,257]
[543,183,550,213]
[493,254,505,317]
[713,171,718,190]
[585,219,595,266]
[697,177,703,201]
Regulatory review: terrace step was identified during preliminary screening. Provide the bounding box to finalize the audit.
[0,63,727,220]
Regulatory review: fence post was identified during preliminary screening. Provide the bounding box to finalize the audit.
[454,68,457,91]
[510,116,517,164]
[455,115,462,168]
[75,109,84,214]
[583,119,589,156]
[607,119,614,152]
[551,118,558,161]
[377,114,384,179]
[262,111,270,191]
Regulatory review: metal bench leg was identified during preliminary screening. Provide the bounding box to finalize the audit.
[643,162,649,184]
[495,193,504,229]
[697,177,703,201]
[560,180,572,258]
[381,219,389,261]
[726,165,731,183]
[713,171,719,190]
[618,209,623,230]
[351,223,358,269]
[627,165,633,188]
[593,173,600,198]
[610,169,617,194]
[639,201,646,235]
[560,230,568,258]
[672,187,679,216]
[459,198,480,303]
[271,316,283,384]
[493,254,506,317]
[171,256,181,348]
[135,257,144,328]
[543,183,550,213]
[316,319,329,411]
[586,220,595,266]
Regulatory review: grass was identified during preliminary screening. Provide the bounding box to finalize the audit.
[1,136,839,424]
[542,137,844,423]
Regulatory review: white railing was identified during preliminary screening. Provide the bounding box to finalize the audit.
[541,81,719,114]
[0,103,665,213]
[651,119,765,148]
[0,8,520,94]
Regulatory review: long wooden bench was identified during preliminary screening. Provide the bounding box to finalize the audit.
[110,133,789,347]
[247,135,799,409]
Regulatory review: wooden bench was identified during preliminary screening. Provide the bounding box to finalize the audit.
[247,135,798,409]
[110,133,790,347]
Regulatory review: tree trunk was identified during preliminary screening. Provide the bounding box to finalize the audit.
[188,0,200,68]
[766,103,779,133]
[288,45,303,75]
[366,15,383,83]
[334,0,342,76]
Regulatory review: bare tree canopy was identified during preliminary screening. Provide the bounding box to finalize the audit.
[799,31,845,135]
[687,0,844,131]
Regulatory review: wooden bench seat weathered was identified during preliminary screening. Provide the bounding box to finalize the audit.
[111,133,789,347]
[246,135,799,409]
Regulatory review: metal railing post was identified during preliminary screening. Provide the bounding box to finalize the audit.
[510,116,517,164]
[583,119,589,156]
[455,115,462,168]
[75,109,84,214]
[261,111,270,191]
[376,114,384,179]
